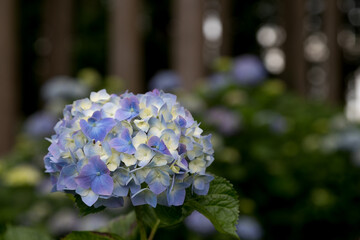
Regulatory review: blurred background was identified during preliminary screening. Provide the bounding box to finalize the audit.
[1,0,360,239]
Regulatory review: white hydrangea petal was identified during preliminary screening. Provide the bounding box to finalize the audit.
[161,129,179,150]
[152,153,173,166]
[132,131,148,148]
[189,157,206,174]
[187,143,203,160]
[134,119,150,132]
[135,144,155,167]
[159,104,173,122]
[90,89,110,102]
[120,153,137,167]
[106,152,121,171]
[102,102,118,118]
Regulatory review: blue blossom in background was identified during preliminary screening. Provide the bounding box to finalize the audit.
[185,210,216,236]
[208,73,231,90]
[44,89,214,208]
[254,111,288,134]
[148,70,181,92]
[232,55,267,86]
[236,216,263,240]
[206,107,241,135]
[41,76,90,101]
[24,111,58,138]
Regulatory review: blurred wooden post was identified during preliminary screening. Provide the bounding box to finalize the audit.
[172,0,204,90]
[109,0,143,93]
[41,0,73,81]
[0,0,17,155]
[324,0,341,104]
[220,0,232,56]
[280,0,306,96]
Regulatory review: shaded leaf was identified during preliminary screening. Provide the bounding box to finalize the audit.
[98,211,137,240]
[184,175,240,238]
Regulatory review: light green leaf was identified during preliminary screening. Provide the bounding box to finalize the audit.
[98,211,137,240]
[184,175,240,238]
[3,225,53,240]
[62,231,124,240]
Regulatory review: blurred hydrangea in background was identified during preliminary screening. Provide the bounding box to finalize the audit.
[149,70,182,92]
[184,210,216,236]
[236,216,263,240]
[232,55,267,86]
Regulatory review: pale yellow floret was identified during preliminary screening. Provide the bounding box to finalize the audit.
[107,152,121,171]
[134,119,150,132]
[120,153,137,167]
[132,131,148,148]
[189,157,206,174]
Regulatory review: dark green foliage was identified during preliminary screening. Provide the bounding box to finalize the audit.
[72,194,105,216]
[98,211,138,240]
[62,231,123,240]
[192,80,360,239]
[1,225,53,240]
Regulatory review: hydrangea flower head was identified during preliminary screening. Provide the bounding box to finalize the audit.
[44,89,214,208]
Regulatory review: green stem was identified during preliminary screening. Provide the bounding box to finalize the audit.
[148,219,160,240]
[135,207,147,240]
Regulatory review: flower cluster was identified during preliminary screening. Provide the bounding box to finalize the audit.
[44,89,214,208]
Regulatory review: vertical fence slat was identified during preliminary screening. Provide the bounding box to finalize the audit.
[220,0,232,56]
[41,0,73,81]
[280,0,306,96]
[324,0,342,104]
[172,0,204,90]
[0,0,17,155]
[109,0,143,93]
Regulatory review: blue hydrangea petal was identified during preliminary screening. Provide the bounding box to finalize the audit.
[76,188,99,207]
[112,168,131,197]
[48,142,62,159]
[75,165,97,189]
[97,118,117,133]
[113,184,129,197]
[148,136,171,155]
[75,156,110,190]
[115,109,132,121]
[149,181,167,195]
[167,182,187,206]
[128,179,141,194]
[91,155,110,174]
[91,174,114,196]
[80,117,116,142]
[147,168,171,195]
[109,138,135,154]
[131,188,157,208]
[57,164,78,191]
[193,175,214,195]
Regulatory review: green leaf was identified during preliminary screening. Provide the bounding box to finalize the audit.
[132,175,239,238]
[71,194,105,216]
[184,175,240,238]
[62,231,124,240]
[3,225,53,240]
[98,211,138,240]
